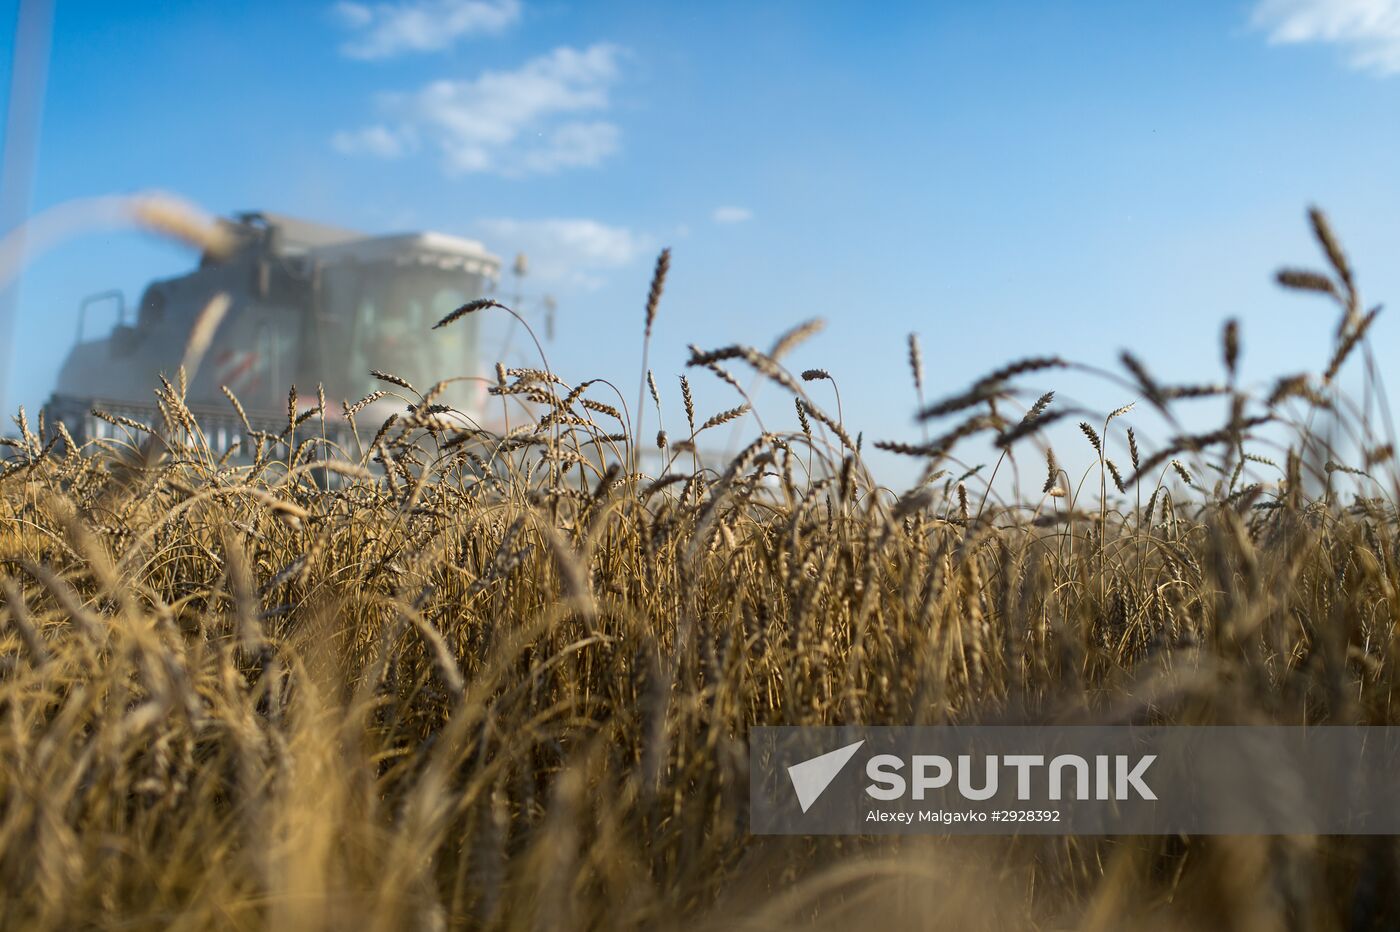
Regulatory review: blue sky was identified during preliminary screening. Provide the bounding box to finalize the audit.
[4,0,1400,484]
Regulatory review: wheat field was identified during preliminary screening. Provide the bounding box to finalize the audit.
[0,209,1397,930]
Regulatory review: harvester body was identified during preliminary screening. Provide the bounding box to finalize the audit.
[46,211,500,445]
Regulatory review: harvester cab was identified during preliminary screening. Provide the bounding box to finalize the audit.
[46,211,501,446]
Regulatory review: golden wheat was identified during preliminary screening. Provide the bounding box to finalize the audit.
[0,209,1395,932]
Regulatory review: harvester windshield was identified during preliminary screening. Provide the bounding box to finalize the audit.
[317,262,483,409]
[353,270,468,390]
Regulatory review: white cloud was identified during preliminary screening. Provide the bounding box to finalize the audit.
[1252,0,1400,74]
[330,124,415,158]
[477,217,649,289]
[335,43,624,177]
[519,121,620,173]
[712,205,753,224]
[334,0,521,59]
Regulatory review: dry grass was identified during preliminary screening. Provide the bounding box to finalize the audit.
[1,209,1399,930]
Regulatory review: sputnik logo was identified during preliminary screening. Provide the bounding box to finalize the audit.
[787,740,865,813]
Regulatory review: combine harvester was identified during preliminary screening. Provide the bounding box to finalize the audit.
[44,211,501,456]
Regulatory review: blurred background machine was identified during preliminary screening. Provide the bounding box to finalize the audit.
[44,210,502,447]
